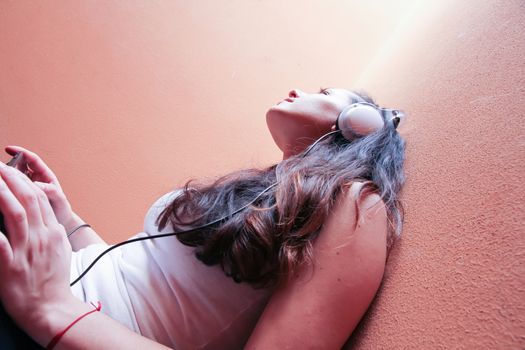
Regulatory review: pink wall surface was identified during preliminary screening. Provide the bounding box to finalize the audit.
[0,0,415,243]
[1,1,524,348]
[344,1,525,348]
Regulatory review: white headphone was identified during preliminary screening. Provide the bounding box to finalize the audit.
[336,102,404,140]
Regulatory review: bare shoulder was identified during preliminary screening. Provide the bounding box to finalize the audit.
[310,181,388,307]
[317,181,387,249]
[245,182,388,349]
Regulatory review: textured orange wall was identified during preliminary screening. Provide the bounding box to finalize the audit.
[1,1,524,348]
[345,1,525,348]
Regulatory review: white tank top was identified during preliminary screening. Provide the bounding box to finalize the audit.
[70,191,272,349]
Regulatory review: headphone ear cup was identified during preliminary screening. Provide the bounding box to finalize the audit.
[336,103,385,140]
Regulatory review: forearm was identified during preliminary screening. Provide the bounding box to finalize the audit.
[30,297,170,350]
[64,214,107,251]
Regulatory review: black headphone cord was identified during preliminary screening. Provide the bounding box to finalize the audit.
[69,130,339,287]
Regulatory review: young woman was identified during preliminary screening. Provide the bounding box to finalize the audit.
[0,87,405,349]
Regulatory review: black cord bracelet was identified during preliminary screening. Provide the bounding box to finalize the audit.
[66,224,91,238]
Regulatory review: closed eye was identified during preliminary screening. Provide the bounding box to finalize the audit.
[319,87,330,95]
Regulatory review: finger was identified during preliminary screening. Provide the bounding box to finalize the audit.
[7,168,57,227]
[34,181,66,209]
[5,149,34,179]
[9,165,56,207]
[34,181,60,200]
[5,146,59,185]
[10,174,59,227]
[0,174,29,249]
[0,164,44,228]
[34,184,59,227]
[4,146,17,157]
[8,163,36,187]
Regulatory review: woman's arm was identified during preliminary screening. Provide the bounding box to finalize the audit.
[0,163,169,349]
[61,212,107,251]
[245,183,388,349]
[31,297,171,349]
[4,146,107,250]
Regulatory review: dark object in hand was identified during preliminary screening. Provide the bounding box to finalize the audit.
[0,153,24,235]
[0,211,4,235]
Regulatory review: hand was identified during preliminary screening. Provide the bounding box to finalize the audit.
[0,162,74,336]
[5,146,79,231]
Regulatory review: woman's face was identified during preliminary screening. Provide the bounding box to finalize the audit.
[266,88,359,158]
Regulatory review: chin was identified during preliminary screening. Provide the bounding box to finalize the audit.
[265,107,281,124]
[267,104,284,115]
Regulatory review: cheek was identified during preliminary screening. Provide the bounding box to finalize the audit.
[313,99,342,124]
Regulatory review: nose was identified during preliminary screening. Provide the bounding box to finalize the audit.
[288,89,304,98]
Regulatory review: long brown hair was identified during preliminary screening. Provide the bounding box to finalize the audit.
[157,91,406,289]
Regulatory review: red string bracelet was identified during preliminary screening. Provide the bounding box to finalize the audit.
[46,301,102,350]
